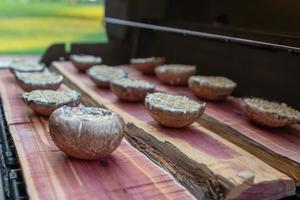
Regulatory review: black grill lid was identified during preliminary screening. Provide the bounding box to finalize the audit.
[41,0,300,110]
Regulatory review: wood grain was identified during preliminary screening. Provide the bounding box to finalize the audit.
[117,64,300,183]
[52,61,296,200]
[87,63,300,184]
[199,99,300,184]
[0,69,193,200]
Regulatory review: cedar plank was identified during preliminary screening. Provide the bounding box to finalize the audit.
[52,61,296,200]
[0,70,193,200]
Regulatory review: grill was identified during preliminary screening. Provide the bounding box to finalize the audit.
[0,98,28,199]
[41,0,300,110]
[1,0,300,199]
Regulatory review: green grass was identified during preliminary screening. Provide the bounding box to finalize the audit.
[0,1,106,54]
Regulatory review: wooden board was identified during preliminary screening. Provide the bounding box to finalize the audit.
[0,70,194,200]
[67,62,300,183]
[116,64,300,183]
[52,61,296,200]
[0,71,34,124]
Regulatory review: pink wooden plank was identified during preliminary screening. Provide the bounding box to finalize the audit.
[53,61,296,199]
[121,64,300,171]
[0,69,193,200]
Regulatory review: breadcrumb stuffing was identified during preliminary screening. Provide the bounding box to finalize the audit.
[244,98,300,120]
[16,71,63,85]
[88,65,127,81]
[22,90,80,105]
[146,92,205,112]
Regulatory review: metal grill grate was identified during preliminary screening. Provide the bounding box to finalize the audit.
[0,98,28,200]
